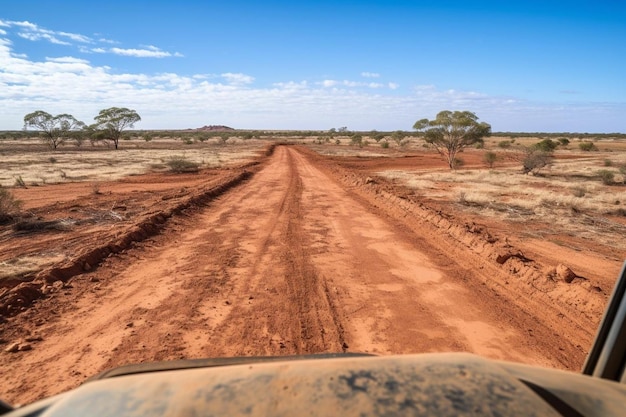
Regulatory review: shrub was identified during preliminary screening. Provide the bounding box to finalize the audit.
[604,159,614,167]
[14,176,26,188]
[381,141,390,149]
[557,138,570,146]
[0,187,22,223]
[483,151,497,168]
[579,142,598,151]
[571,186,586,198]
[597,169,615,185]
[522,150,553,175]
[166,156,200,173]
[498,140,511,149]
[372,133,385,143]
[452,157,464,170]
[533,139,558,152]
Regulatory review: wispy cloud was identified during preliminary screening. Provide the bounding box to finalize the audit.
[0,20,622,131]
[0,19,182,59]
[222,72,254,85]
[317,79,397,89]
[110,46,181,58]
[361,72,380,78]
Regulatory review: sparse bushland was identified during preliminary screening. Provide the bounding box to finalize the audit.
[165,156,200,173]
[0,187,22,223]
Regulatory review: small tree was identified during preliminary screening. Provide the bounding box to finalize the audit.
[23,111,85,150]
[413,110,491,169]
[93,107,141,150]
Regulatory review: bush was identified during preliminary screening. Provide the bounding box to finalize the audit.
[597,169,615,185]
[14,176,26,188]
[557,138,570,146]
[533,139,558,152]
[579,142,598,151]
[571,186,586,198]
[452,157,464,169]
[0,187,22,223]
[522,150,553,175]
[350,134,363,147]
[381,141,389,149]
[165,156,200,173]
[483,151,497,168]
[498,140,511,149]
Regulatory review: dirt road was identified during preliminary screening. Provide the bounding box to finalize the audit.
[0,146,592,405]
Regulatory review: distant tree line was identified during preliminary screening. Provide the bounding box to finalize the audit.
[494,131,626,140]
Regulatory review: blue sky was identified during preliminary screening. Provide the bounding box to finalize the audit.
[1,0,624,132]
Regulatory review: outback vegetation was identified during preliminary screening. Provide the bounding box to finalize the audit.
[1,109,625,406]
[23,107,141,151]
[413,110,491,169]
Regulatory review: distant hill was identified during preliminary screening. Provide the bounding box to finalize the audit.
[195,125,235,131]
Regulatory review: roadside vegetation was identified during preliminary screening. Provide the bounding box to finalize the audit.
[0,187,22,224]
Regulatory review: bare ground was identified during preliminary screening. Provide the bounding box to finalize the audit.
[0,145,618,405]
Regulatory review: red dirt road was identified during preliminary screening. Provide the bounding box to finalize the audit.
[0,146,601,405]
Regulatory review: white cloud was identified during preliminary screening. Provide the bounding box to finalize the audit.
[319,79,389,89]
[222,72,254,85]
[388,82,399,90]
[110,47,174,58]
[0,30,622,132]
[1,19,182,59]
[361,72,380,78]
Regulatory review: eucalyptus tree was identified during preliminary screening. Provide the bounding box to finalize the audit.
[23,111,85,150]
[413,110,491,169]
[92,107,141,149]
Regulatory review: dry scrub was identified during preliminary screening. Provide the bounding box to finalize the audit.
[378,151,626,252]
[0,138,265,187]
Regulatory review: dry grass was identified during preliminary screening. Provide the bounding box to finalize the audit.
[377,149,626,250]
[0,138,266,187]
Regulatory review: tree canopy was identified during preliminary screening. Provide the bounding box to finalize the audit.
[413,110,491,169]
[93,107,141,149]
[23,111,85,150]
